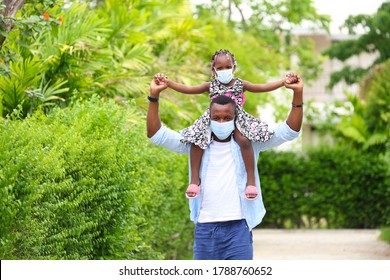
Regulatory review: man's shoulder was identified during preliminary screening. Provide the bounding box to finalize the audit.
[251,121,300,152]
[150,125,191,154]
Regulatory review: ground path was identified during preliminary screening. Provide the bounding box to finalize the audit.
[252,229,390,260]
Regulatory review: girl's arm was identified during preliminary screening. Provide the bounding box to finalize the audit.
[167,80,210,94]
[242,79,285,93]
[242,73,298,93]
[154,72,209,94]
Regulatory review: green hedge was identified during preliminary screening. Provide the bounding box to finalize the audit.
[380,228,390,245]
[258,148,390,229]
[0,99,193,260]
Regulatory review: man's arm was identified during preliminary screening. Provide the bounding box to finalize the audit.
[252,75,303,152]
[146,78,167,138]
[147,78,191,154]
[285,75,303,132]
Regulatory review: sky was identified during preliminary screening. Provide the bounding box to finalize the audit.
[191,0,387,34]
[313,0,386,33]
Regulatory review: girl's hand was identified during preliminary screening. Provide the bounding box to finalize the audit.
[150,76,168,97]
[154,72,169,86]
[283,72,299,86]
[284,75,303,91]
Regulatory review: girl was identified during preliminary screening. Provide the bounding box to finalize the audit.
[155,49,298,200]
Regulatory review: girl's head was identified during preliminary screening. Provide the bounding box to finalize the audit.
[211,49,237,84]
[211,49,236,71]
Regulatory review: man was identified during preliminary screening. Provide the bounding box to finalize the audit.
[147,74,303,260]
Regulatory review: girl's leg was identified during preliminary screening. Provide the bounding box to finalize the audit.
[186,144,203,199]
[234,128,258,200]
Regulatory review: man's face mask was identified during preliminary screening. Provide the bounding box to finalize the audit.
[215,69,234,84]
[210,120,235,140]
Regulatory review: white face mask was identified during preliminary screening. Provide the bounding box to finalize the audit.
[210,120,235,140]
[215,69,234,84]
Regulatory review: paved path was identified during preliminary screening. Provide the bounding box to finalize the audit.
[253,229,390,260]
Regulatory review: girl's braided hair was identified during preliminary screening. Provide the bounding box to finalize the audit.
[210,49,236,70]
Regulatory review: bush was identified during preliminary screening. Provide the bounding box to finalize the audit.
[0,99,193,259]
[258,147,390,229]
[380,228,390,245]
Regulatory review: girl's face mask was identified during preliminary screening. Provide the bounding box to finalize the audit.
[215,68,234,84]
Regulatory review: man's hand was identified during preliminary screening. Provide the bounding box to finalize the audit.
[282,72,299,85]
[150,74,168,98]
[285,74,303,132]
[154,72,168,85]
[284,74,303,92]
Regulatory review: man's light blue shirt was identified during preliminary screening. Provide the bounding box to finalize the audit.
[150,121,300,230]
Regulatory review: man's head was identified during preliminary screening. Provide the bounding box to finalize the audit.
[209,95,236,141]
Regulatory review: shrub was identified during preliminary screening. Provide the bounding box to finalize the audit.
[258,147,390,229]
[380,228,390,245]
[0,98,193,259]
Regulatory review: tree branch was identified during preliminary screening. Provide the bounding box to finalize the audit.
[232,0,248,30]
[228,0,232,22]
[0,0,26,49]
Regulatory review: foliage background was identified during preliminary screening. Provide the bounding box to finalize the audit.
[0,0,389,259]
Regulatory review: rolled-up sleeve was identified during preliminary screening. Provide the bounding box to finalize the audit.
[150,125,191,154]
[253,121,301,152]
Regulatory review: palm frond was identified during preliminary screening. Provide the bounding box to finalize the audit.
[0,58,42,116]
[119,44,152,73]
[40,79,68,102]
[363,133,389,149]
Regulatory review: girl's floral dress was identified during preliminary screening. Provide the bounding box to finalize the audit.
[179,78,273,149]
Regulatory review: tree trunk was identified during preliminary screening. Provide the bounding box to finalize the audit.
[0,0,26,49]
